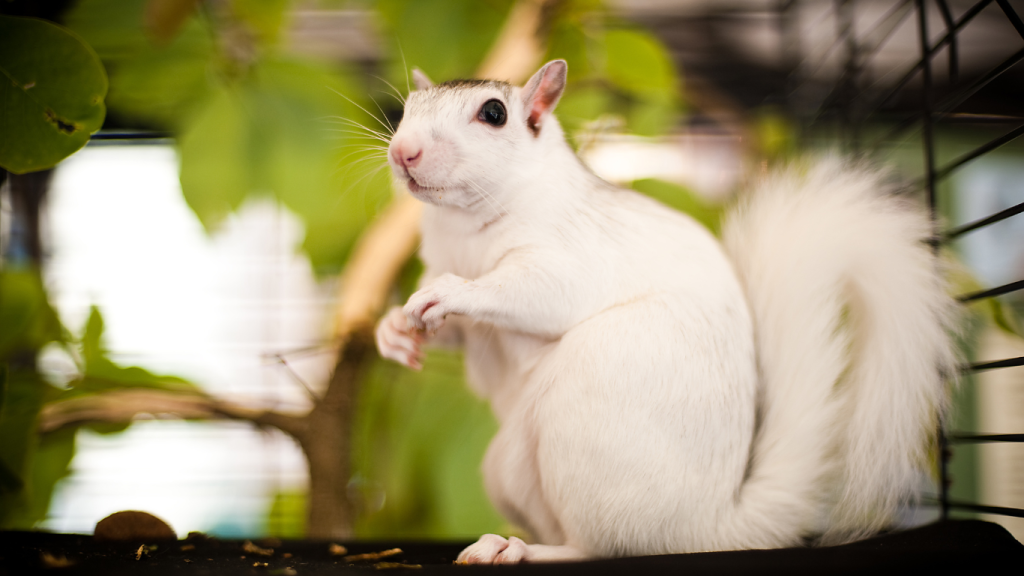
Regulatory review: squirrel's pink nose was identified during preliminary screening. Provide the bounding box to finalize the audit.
[390,139,423,170]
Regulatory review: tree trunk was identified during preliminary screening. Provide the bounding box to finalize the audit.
[298,328,375,539]
[6,169,52,267]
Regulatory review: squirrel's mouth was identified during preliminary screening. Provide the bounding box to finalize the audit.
[405,177,441,195]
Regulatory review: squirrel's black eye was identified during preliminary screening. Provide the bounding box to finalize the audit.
[479,99,507,127]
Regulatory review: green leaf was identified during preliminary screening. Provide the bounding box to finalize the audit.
[63,307,199,401]
[0,366,23,495]
[0,369,48,526]
[0,365,6,418]
[265,489,306,538]
[948,261,1023,339]
[630,179,724,235]
[64,0,151,60]
[604,29,677,96]
[754,107,798,160]
[555,86,612,139]
[234,0,290,45]
[179,57,392,273]
[144,0,201,45]
[0,271,63,360]
[625,93,678,137]
[352,351,507,539]
[80,306,106,370]
[66,0,215,130]
[378,0,514,85]
[2,426,76,528]
[0,16,108,174]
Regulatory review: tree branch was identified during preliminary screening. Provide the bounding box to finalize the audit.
[39,389,306,438]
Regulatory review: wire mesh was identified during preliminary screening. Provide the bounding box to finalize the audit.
[785,0,1024,522]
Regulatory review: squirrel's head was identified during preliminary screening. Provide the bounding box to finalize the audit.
[387,60,568,209]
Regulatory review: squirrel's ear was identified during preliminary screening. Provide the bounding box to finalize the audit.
[412,69,434,91]
[521,60,567,134]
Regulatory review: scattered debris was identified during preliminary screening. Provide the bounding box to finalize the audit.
[328,543,348,556]
[180,544,195,551]
[254,561,269,567]
[283,552,293,559]
[135,545,146,561]
[269,568,298,576]
[345,548,402,562]
[40,552,75,568]
[183,559,192,563]
[243,540,274,556]
[374,562,422,570]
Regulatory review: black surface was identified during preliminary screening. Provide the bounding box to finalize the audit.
[1,520,1021,575]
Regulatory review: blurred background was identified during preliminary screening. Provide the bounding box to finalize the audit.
[1,0,1022,542]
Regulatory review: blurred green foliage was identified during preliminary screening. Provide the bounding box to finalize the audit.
[265,489,307,538]
[352,351,507,539]
[62,0,683,274]
[631,179,723,235]
[0,16,108,174]
[542,3,682,137]
[0,270,65,528]
[376,0,514,85]
[0,272,204,528]
[66,0,393,274]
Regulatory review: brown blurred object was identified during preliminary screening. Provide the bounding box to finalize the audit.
[93,510,176,542]
[143,0,199,45]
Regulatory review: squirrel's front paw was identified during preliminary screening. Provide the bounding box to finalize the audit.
[404,273,468,333]
[375,306,424,369]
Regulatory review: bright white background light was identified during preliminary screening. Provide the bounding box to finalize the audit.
[40,144,334,536]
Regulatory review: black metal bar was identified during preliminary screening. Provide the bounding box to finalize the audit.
[837,0,860,150]
[945,112,1024,123]
[957,279,1024,302]
[944,200,1024,239]
[938,427,951,520]
[859,0,914,61]
[863,112,1020,151]
[936,0,959,85]
[997,0,1024,40]
[917,0,949,522]
[935,46,1024,115]
[872,47,1024,149]
[933,122,1024,182]
[89,130,173,141]
[866,0,994,117]
[968,356,1024,372]
[949,433,1024,443]
[947,500,1024,518]
[919,0,937,210]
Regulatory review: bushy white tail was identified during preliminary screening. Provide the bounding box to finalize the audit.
[722,158,958,545]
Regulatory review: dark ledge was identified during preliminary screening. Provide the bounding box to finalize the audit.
[0,520,1020,575]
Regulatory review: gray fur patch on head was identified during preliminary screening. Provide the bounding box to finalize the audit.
[423,80,513,103]
[436,78,512,92]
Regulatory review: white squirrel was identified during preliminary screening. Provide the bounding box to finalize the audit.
[374,60,958,563]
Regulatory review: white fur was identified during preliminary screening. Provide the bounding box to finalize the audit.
[376,60,957,562]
